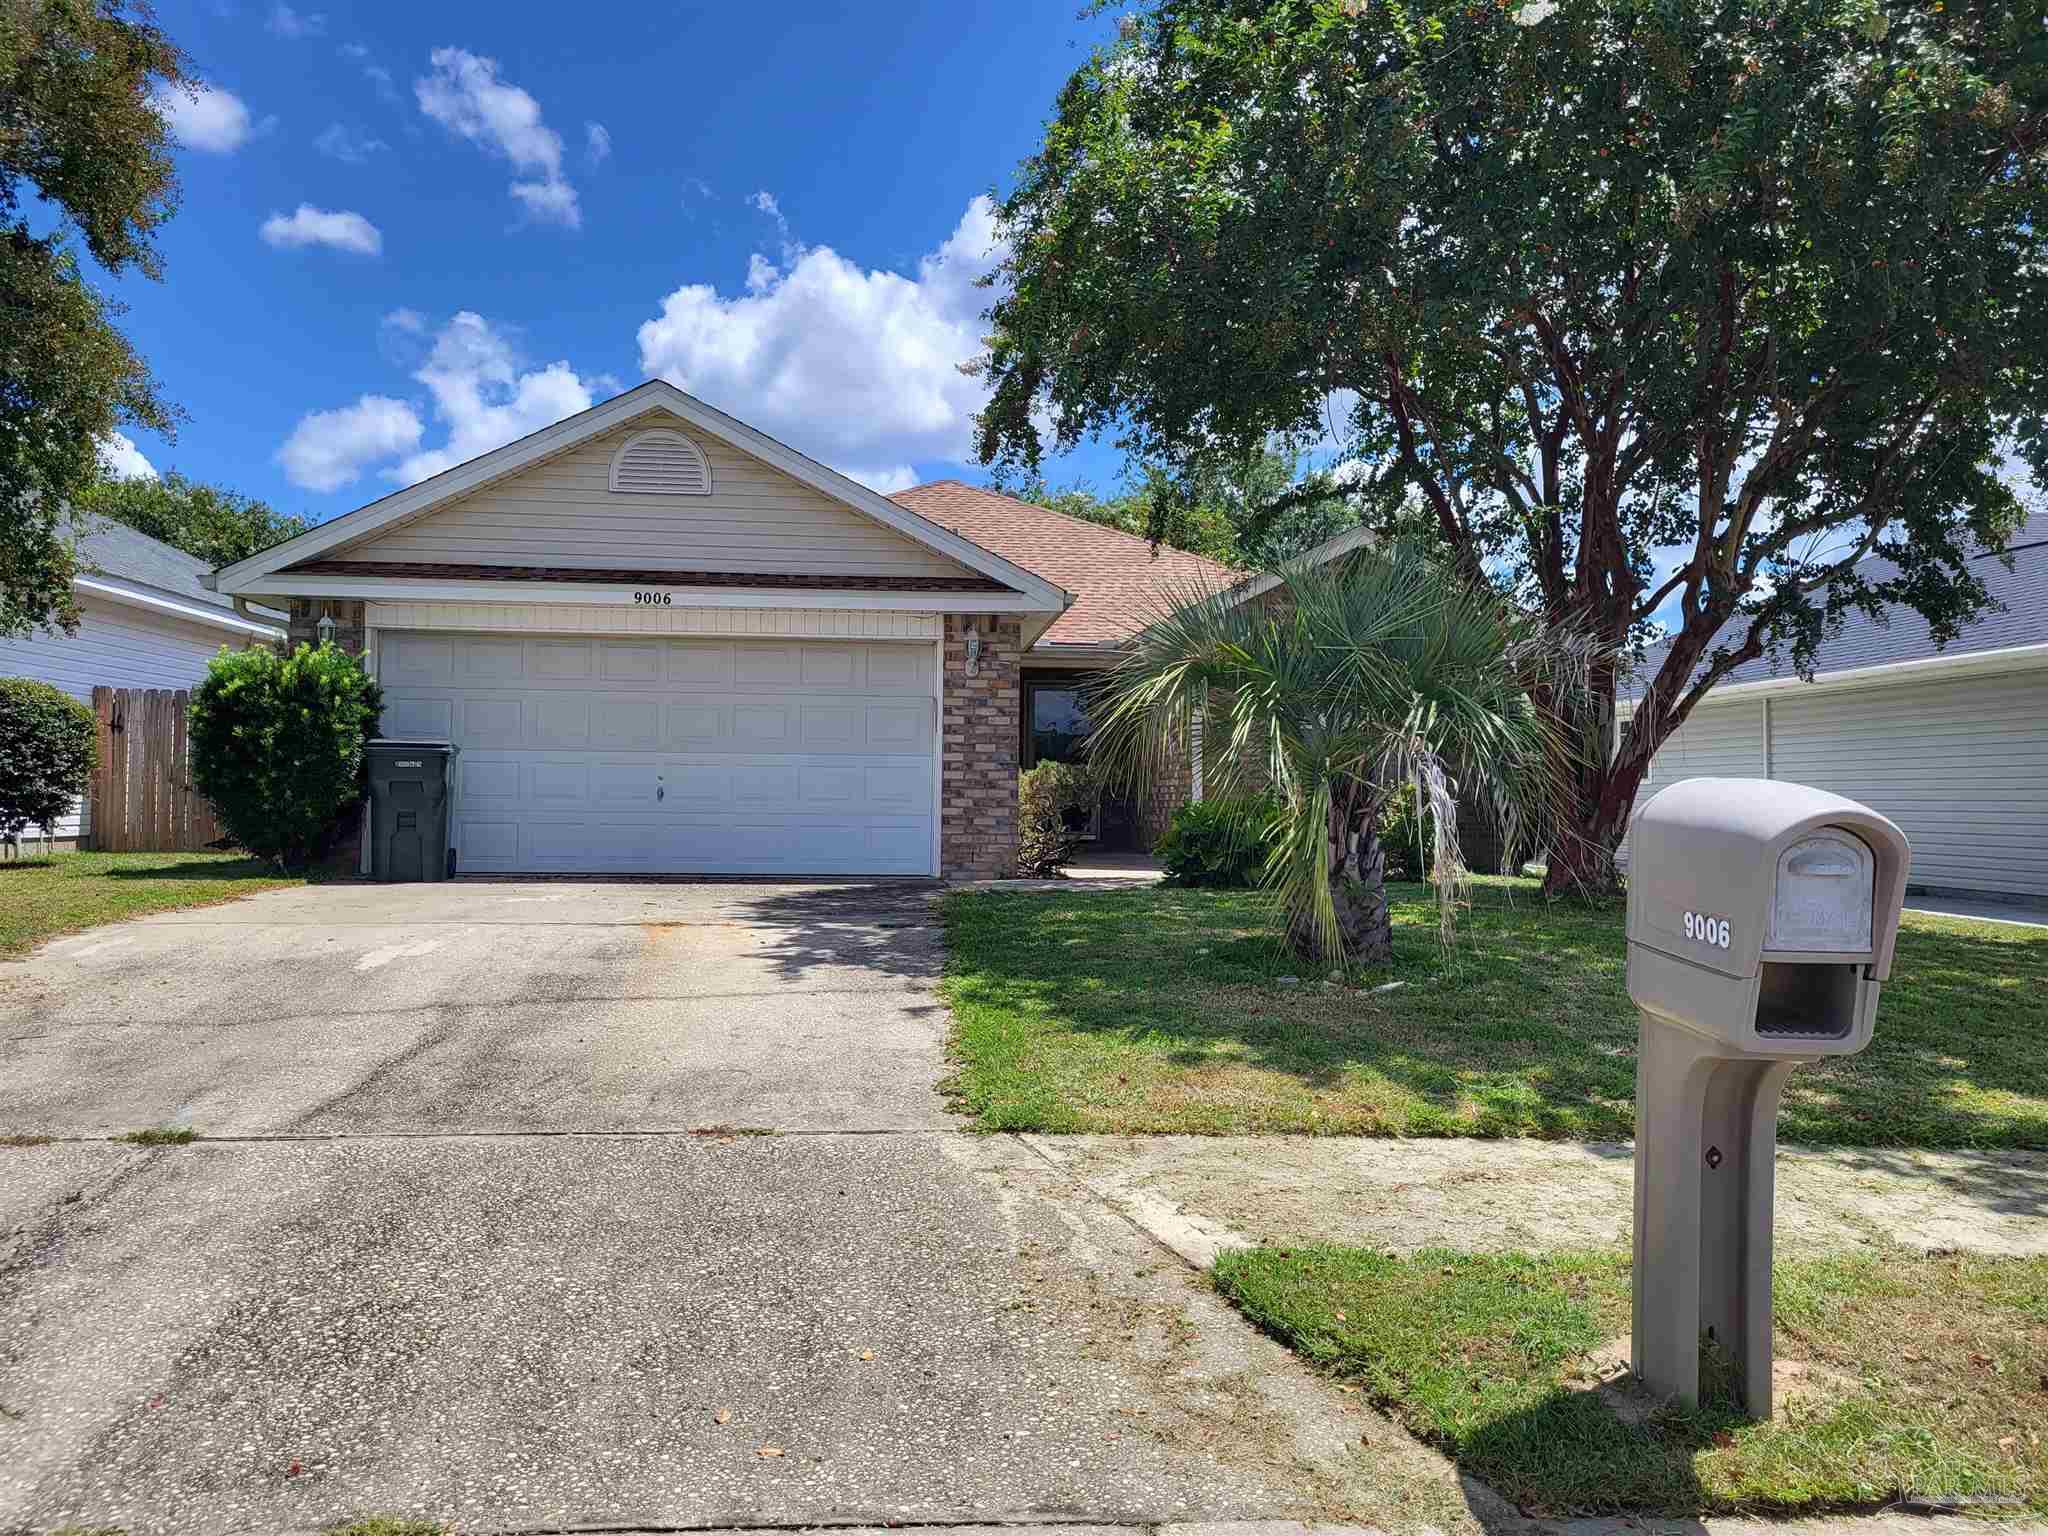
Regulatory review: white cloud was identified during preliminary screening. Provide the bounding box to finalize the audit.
[152,81,254,153]
[267,4,325,37]
[636,193,1005,480]
[383,306,427,333]
[840,464,920,495]
[585,121,611,166]
[363,63,399,104]
[97,432,158,482]
[314,122,387,162]
[277,396,423,492]
[415,47,579,229]
[339,41,369,58]
[259,205,382,255]
[393,312,604,483]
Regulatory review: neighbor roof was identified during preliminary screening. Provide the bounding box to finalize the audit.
[69,516,243,615]
[1622,516,2048,700]
[890,481,1232,649]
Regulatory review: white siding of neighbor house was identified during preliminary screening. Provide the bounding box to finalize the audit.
[338,424,978,580]
[0,596,238,838]
[1622,665,2048,900]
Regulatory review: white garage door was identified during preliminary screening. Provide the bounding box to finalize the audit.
[377,631,937,876]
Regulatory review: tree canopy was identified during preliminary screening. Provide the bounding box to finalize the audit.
[1,0,187,637]
[76,470,309,568]
[977,0,2047,886]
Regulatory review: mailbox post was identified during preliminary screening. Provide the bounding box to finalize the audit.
[1625,777,1910,1419]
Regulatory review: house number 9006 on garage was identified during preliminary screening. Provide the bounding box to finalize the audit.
[1683,911,1732,949]
[632,591,673,605]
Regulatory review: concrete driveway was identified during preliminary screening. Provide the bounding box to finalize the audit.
[0,882,1458,1534]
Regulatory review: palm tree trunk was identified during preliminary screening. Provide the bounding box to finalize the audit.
[1287,809,1394,969]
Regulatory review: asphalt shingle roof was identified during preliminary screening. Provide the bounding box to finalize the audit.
[890,480,1233,649]
[1622,516,2048,699]
[67,515,242,614]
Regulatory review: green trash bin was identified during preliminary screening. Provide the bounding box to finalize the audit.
[366,739,455,882]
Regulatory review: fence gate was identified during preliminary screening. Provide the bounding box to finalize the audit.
[86,687,224,853]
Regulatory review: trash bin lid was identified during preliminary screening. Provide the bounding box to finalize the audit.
[367,738,455,752]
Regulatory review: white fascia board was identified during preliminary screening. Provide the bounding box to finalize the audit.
[238,574,1056,614]
[75,575,284,638]
[1615,640,2048,719]
[215,381,1073,616]
[1223,525,1377,609]
[1023,643,1124,668]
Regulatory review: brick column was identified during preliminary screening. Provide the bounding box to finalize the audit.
[940,613,1022,880]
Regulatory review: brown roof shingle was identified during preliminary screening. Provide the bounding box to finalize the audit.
[890,480,1232,649]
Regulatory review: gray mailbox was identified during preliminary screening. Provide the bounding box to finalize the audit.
[1626,777,1910,1418]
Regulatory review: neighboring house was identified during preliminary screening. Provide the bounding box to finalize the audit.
[1621,518,2048,903]
[0,517,285,841]
[208,381,1227,879]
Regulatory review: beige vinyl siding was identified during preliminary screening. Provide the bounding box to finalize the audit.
[0,596,237,838]
[1618,700,1766,870]
[340,424,977,579]
[1768,669,2048,899]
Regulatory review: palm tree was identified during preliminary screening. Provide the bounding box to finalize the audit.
[1086,542,1593,970]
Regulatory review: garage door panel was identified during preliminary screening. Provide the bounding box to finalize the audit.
[599,641,663,682]
[459,637,526,681]
[384,630,936,874]
[528,640,593,680]
[460,695,525,745]
[667,642,733,687]
[734,644,801,687]
[590,695,662,749]
[385,695,454,740]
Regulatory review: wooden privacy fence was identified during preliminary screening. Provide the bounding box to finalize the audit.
[86,687,224,853]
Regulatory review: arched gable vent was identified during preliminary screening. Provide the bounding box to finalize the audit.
[609,428,712,496]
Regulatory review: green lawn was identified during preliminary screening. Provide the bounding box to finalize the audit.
[1213,1243,2048,1517]
[939,877,2048,1147]
[0,851,302,959]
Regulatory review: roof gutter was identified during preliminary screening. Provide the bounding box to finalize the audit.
[1617,638,2048,716]
[74,575,284,639]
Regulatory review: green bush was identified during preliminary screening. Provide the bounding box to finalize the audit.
[0,677,97,844]
[1155,796,1280,887]
[188,642,382,870]
[1017,761,1100,877]
[1378,781,1439,881]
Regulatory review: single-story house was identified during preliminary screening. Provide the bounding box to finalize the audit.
[209,380,1227,879]
[1622,517,2047,903]
[0,517,285,841]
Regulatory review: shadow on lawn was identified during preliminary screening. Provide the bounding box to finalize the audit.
[96,858,286,882]
[944,882,2048,1145]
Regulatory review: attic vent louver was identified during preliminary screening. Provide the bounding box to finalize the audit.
[609,428,711,496]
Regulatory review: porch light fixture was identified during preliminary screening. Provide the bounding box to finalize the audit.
[965,623,982,677]
[316,609,337,645]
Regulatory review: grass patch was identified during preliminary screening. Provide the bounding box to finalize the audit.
[118,1125,196,1146]
[0,850,301,959]
[939,877,2048,1146]
[1214,1243,2048,1517]
[0,1132,54,1147]
[324,1519,447,1536]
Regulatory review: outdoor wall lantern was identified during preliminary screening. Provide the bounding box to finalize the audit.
[964,622,981,677]
[316,609,337,645]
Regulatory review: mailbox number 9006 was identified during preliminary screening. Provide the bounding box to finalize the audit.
[633,591,673,606]
[1683,911,1732,950]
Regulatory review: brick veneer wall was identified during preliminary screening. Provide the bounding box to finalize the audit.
[941,613,1022,879]
[1138,724,1193,849]
[285,598,367,656]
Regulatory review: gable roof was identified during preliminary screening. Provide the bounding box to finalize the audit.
[211,381,1070,618]
[889,481,1233,649]
[66,515,283,638]
[1621,517,2048,702]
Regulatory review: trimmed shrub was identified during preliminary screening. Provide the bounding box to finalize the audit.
[188,642,382,869]
[1155,796,1281,887]
[1016,761,1100,877]
[0,678,97,844]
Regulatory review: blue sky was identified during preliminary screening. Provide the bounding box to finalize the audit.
[102,0,1124,521]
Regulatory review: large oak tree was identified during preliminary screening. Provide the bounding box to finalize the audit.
[1,0,186,637]
[975,0,2047,890]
